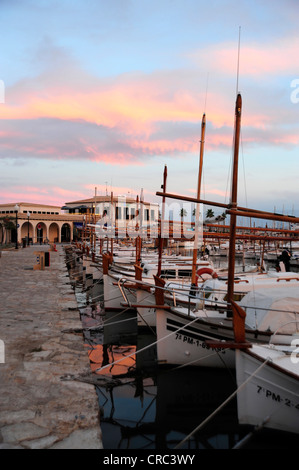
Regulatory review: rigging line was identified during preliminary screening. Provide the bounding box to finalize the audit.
[84,307,157,332]
[85,315,135,331]
[232,418,270,449]
[80,289,105,301]
[94,315,200,373]
[175,355,271,449]
[170,350,222,369]
[202,162,206,202]
[224,132,233,205]
[240,129,248,209]
[233,375,298,450]
[271,320,299,342]
[171,353,237,384]
[136,311,157,336]
[225,26,242,206]
[103,292,127,303]
[82,280,104,294]
[236,26,241,96]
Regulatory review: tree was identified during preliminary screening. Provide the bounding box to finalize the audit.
[180,208,187,238]
[221,212,227,224]
[215,212,227,224]
[206,209,214,219]
[180,208,187,219]
[0,216,16,244]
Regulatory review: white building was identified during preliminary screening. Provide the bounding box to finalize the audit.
[63,195,159,236]
[0,195,160,246]
[63,195,158,218]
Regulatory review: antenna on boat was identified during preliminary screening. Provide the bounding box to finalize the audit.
[204,72,209,113]
[236,26,241,96]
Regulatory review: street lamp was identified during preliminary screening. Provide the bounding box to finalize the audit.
[27,211,30,246]
[83,215,86,242]
[14,204,19,250]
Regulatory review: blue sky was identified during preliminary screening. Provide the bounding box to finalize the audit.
[0,0,298,221]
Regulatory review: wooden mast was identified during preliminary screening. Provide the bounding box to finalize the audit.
[206,93,250,348]
[227,93,242,308]
[191,114,206,289]
[225,93,250,345]
[135,194,141,266]
[157,165,167,277]
[134,193,144,281]
[93,186,97,252]
[110,191,113,255]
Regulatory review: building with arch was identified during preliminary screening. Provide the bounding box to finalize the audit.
[0,202,83,245]
[0,195,159,246]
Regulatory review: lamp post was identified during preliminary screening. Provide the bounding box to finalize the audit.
[14,204,19,250]
[27,211,30,246]
[83,215,86,242]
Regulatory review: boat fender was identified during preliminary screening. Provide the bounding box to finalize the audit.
[193,299,204,312]
[196,267,218,283]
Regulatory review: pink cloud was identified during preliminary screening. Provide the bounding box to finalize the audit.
[18,186,49,194]
[187,186,227,199]
[0,189,58,206]
[0,185,90,207]
[189,37,299,77]
[1,38,298,170]
[83,183,154,199]
[51,187,87,198]
[0,183,156,207]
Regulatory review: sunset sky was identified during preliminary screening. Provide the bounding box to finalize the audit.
[1,0,298,220]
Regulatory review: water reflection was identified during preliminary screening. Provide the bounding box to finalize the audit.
[81,304,245,449]
[66,248,299,450]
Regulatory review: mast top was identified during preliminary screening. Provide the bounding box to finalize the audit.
[236,93,242,114]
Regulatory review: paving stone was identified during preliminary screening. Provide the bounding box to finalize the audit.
[0,443,24,449]
[22,435,59,449]
[0,245,102,449]
[49,427,103,449]
[24,350,56,361]
[1,422,49,443]
[0,409,36,426]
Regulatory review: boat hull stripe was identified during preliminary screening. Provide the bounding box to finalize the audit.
[166,317,232,342]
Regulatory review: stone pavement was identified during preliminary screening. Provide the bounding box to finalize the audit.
[0,244,103,449]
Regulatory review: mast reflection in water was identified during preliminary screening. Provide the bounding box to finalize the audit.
[67,250,299,450]
[83,308,243,450]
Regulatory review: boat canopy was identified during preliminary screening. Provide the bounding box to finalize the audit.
[240,286,299,334]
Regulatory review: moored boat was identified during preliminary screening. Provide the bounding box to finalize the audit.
[235,333,299,434]
[234,287,299,435]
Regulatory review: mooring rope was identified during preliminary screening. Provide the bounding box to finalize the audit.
[174,355,271,449]
[94,314,201,373]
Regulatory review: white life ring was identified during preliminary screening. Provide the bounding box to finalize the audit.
[196,267,218,284]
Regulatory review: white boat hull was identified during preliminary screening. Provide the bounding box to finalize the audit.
[236,346,299,434]
[103,273,136,311]
[136,289,156,328]
[155,307,236,368]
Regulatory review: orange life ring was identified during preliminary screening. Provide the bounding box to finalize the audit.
[196,267,218,284]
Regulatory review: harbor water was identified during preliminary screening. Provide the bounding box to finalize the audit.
[67,251,299,450]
